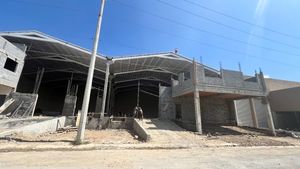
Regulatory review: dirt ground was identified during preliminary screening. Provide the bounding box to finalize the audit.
[1,129,140,144]
[0,125,299,147]
[1,147,300,169]
[203,125,296,146]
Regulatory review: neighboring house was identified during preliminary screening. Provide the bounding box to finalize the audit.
[235,79,300,131]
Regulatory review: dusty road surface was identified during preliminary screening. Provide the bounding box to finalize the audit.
[0,147,299,169]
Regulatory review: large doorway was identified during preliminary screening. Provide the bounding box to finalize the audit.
[112,80,159,118]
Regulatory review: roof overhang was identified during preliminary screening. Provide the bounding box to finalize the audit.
[0,31,220,86]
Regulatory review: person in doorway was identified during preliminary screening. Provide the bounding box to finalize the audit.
[133,106,139,118]
[137,106,144,121]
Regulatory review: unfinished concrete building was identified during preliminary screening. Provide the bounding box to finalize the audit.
[0,31,277,134]
[0,36,26,96]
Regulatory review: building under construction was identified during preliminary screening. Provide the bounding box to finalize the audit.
[0,31,289,134]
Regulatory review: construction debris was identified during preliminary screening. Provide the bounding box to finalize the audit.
[1,92,38,118]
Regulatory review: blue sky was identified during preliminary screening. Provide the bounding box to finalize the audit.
[1,0,300,81]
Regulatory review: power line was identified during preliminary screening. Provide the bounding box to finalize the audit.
[184,0,300,40]
[7,0,299,71]
[102,16,300,71]
[111,0,300,58]
[153,0,300,50]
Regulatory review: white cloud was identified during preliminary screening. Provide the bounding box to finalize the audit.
[245,0,269,64]
[264,75,270,78]
[254,0,269,21]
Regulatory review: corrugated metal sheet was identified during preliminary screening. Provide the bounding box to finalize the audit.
[235,99,253,127]
[234,99,269,129]
[254,99,269,129]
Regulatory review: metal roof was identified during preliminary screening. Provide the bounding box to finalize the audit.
[0,31,220,86]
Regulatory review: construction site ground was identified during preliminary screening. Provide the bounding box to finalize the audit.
[0,119,299,152]
[1,146,300,169]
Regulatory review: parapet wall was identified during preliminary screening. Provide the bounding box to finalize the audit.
[172,66,265,97]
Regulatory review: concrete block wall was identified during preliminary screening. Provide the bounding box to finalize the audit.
[174,95,232,131]
[0,37,26,93]
[222,69,244,87]
[201,97,231,124]
[172,67,264,97]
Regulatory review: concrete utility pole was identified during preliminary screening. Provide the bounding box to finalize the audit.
[193,59,202,134]
[76,0,106,144]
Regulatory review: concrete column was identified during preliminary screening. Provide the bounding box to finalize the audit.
[33,67,45,94]
[105,75,113,115]
[137,80,140,107]
[193,59,202,134]
[95,92,102,117]
[264,97,276,136]
[100,61,112,118]
[178,73,185,85]
[193,90,202,133]
[249,98,258,128]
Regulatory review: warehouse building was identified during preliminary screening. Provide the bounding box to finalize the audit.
[0,31,279,134]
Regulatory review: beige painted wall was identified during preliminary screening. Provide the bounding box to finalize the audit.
[265,78,300,92]
[269,87,300,112]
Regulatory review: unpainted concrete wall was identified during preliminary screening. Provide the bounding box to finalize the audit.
[0,37,26,92]
[0,85,13,95]
[172,67,264,97]
[0,116,66,137]
[133,119,151,141]
[62,95,77,116]
[159,86,175,119]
